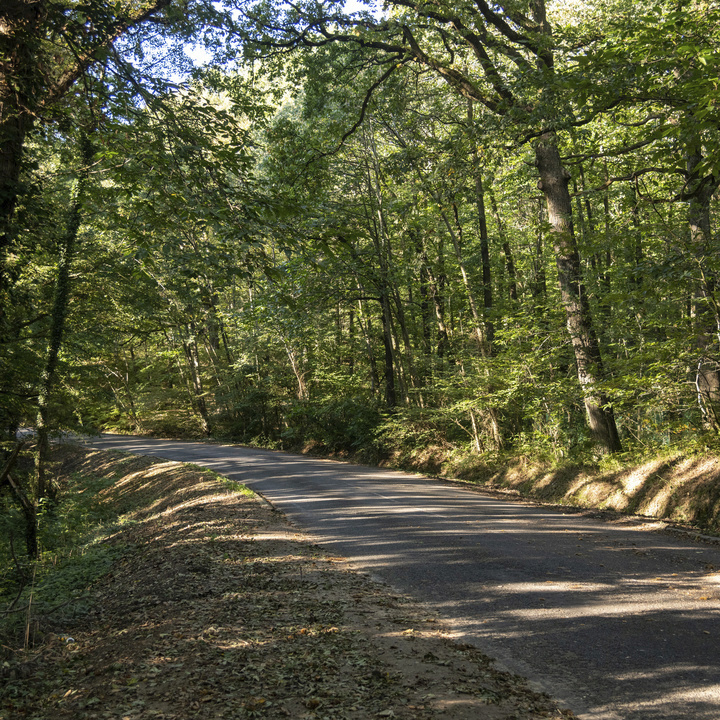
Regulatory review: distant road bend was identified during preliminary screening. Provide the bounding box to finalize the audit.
[77,434,720,720]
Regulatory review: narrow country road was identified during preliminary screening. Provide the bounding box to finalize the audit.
[76,434,720,720]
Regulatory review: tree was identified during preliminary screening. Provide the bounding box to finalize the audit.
[1,0,177,276]
[65,76,274,436]
[34,131,93,506]
[236,0,623,451]
[568,0,720,432]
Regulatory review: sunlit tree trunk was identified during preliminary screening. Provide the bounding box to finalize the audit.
[182,330,212,435]
[413,232,432,356]
[535,134,622,453]
[282,339,309,401]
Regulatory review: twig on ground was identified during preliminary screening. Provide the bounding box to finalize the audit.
[24,565,36,650]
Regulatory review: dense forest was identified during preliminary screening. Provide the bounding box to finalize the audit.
[2,0,720,533]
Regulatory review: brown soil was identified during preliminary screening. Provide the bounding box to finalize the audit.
[1,447,574,720]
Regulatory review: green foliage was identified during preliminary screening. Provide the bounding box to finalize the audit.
[4,0,720,473]
[0,467,126,639]
[282,397,384,460]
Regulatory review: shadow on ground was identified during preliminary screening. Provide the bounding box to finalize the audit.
[448,452,720,531]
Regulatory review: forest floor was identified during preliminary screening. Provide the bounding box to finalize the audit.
[0,446,575,720]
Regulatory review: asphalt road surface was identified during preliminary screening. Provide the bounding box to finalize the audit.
[75,434,720,720]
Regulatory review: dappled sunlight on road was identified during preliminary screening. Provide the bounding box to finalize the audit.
[76,434,720,720]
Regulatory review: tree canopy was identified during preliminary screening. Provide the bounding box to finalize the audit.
[3,0,720,549]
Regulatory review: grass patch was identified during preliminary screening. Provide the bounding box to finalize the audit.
[0,448,259,657]
[0,455,136,647]
[1,450,207,646]
[180,462,256,496]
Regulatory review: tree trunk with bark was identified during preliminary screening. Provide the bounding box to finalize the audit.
[535,134,622,453]
[473,169,495,348]
[686,150,720,430]
[35,133,92,503]
[0,0,44,298]
[182,328,212,435]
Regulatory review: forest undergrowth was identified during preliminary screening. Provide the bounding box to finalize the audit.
[0,445,574,720]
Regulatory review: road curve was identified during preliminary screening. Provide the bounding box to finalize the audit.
[76,434,720,720]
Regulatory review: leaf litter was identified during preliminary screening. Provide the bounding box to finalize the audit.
[1,446,576,720]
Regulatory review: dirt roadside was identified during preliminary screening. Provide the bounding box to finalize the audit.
[0,446,575,720]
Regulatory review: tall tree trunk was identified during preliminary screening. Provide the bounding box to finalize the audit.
[390,270,418,393]
[597,160,613,321]
[0,0,43,284]
[347,307,355,375]
[467,103,495,342]
[35,133,92,504]
[363,125,400,407]
[535,134,622,453]
[182,330,212,435]
[356,294,380,395]
[532,199,547,306]
[451,199,502,448]
[686,149,720,430]
[488,189,517,302]
[283,340,309,401]
[414,234,432,356]
[379,291,397,407]
[1,1,41,432]
[474,177,495,347]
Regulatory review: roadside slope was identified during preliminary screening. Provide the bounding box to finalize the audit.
[388,446,720,534]
[1,446,573,720]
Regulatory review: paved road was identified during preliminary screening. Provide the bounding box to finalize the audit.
[76,434,720,720]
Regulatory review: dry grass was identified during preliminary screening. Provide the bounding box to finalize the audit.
[446,451,720,532]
